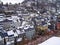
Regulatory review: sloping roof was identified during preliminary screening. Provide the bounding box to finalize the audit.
[38,37,60,45]
[0,19,12,23]
[0,32,8,38]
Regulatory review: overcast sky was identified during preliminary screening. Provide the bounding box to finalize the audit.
[1,0,24,4]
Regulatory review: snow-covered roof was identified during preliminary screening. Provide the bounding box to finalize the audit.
[16,30,20,34]
[16,30,25,34]
[24,26,29,29]
[29,25,34,28]
[17,38,22,42]
[7,30,14,36]
[41,19,44,21]
[7,17,13,20]
[17,26,24,29]
[47,23,51,25]
[0,19,4,21]
[14,32,18,37]
[22,21,27,26]
[0,36,2,41]
[38,37,60,45]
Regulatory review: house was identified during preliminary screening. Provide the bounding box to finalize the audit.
[0,13,5,21]
[11,16,21,28]
[23,24,35,40]
[0,19,14,30]
[6,30,16,45]
[0,36,4,45]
